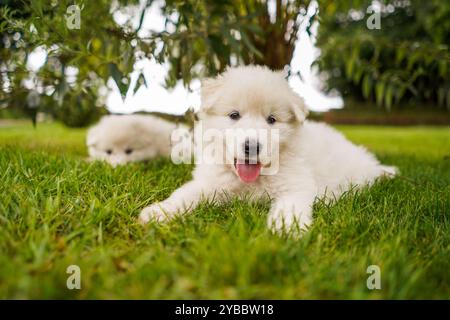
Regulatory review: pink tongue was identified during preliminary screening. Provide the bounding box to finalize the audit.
[236,163,261,183]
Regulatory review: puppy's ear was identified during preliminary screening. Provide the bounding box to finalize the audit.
[86,126,99,147]
[200,76,224,112]
[276,69,288,80]
[290,93,309,123]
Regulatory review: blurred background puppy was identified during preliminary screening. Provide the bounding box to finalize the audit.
[87,114,182,167]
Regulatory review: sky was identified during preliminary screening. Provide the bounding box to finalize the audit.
[27,0,343,115]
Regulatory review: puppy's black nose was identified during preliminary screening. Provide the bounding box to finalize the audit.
[244,139,261,156]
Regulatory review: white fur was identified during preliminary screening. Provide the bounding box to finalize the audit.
[139,66,397,234]
[87,114,180,167]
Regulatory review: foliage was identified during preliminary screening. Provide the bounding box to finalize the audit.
[1,0,448,123]
[0,0,311,124]
[154,0,313,87]
[0,123,449,298]
[0,0,140,126]
[0,0,314,126]
[315,0,450,110]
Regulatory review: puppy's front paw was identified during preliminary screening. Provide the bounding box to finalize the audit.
[138,203,176,225]
[267,202,312,235]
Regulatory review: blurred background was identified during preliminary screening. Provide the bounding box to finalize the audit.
[1,0,449,127]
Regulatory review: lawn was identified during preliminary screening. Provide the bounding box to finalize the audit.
[0,122,449,299]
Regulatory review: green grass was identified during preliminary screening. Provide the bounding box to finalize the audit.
[0,122,449,299]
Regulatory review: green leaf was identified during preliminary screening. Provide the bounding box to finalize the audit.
[395,47,406,65]
[407,51,421,70]
[395,85,407,104]
[345,47,358,78]
[240,31,263,59]
[353,67,363,85]
[244,23,264,35]
[362,74,372,99]
[375,81,385,107]
[133,73,147,95]
[438,60,447,78]
[385,85,393,111]
[108,63,128,100]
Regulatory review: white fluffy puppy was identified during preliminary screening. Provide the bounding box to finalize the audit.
[87,114,179,166]
[139,66,397,233]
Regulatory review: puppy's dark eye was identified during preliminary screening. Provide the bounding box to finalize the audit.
[125,148,133,155]
[229,111,240,120]
[106,149,113,155]
[267,115,277,124]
